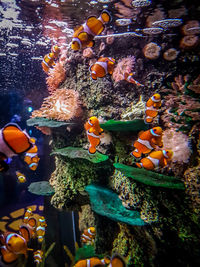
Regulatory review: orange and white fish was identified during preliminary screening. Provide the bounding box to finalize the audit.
[81,227,96,244]
[136,149,173,170]
[16,171,26,183]
[84,116,104,154]
[124,72,144,87]
[20,209,37,242]
[0,232,28,264]
[0,123,34,172]
[23,207,33,224]
[145,93,161,124]
[89,57,115,80]
[24,138,40,171]
[51,45,60,58]
[41,52,56,73]
[71,10,111,50]
[36,216,47,243]
[131,127,163,158]
[33,250,43,265]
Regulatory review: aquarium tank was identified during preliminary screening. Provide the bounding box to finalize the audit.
[0,0,199,266]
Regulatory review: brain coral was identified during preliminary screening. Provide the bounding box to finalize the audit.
[162,129,191,163]
[31,89,82,121]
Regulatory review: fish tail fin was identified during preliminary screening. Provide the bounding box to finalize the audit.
[144,116,153,124]
[100,10,111,23]
[131,149,141,158]
[136,162,142,168]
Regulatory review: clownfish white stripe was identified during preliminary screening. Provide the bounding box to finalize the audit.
[27,210,32,213]
[150,129,160,137]
[42,60,50,68]
[88,229,95,235]
[72,38,82,49]
[34,253,42,258]
[137,138,154,150]
[88,120,93,126]
[83,23,96,37]
[29,163,37,168]
[39,218,45,222]
[25,152,37,157]
[151,96,160,102]
[24,216,29,219]
[163,150,168,158]
[95,61,108,74]
[81,234,91,240]
[87,130,100,139]
[146,156,159,167]
[146,106,158,111]
[37,226,45,231]
[87,259,91,267]
[47,55,52,60]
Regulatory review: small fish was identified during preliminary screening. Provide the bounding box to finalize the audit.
[20,209,37,242]
[81,227,96,244]
[41,52,56,73]
[131,127,163,158]
[36,216,47,243]
[145,94,161,124]
[136,149,173,170]
[24,138,40,171]
[23,207,33,224]
[0,123,34,172]
[84,117,104,154]
[0,232,28,264]
[51,45,60,58]
[124,72,144,87]
[89,57,115,80]
[33,250,43,265]
[71,10,111,50]
[16,171,26,183]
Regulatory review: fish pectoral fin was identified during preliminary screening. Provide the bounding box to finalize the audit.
[138,130,144,137]
[87,40,95,47]
[100,10,111,23]
[78,32,89,41]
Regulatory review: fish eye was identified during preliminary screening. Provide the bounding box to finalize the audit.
[8,243,11,247]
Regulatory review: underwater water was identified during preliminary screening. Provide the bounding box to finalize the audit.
[0,0,200,266]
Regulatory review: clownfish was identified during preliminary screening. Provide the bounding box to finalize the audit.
[0,123,34,172]
[145,93,161,124]
[36,216,47,243]
[24,138,40,171]
[33,250,43,265]
[124,72,144,87]
[23,208,33,224]
[81,227,96,244]
[131,127,163,158]
[51,45,60,58]
[84,116,104,154]
[0,232,28,264]
[71,10,111,50]
[89,57,115,80]
[136,149,173,170]
[20,209,37,242]
[16,171,26,183]
[41,52,56,73]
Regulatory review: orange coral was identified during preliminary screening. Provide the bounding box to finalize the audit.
[31,89,82,121]
[46,62,66,94]
[143,42,161,60]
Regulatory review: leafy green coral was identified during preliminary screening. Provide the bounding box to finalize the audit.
[51,147,109,164]
[100,119,148,132]
[27,117,73,128]
[85,185,146,226]
[114,163,184,189]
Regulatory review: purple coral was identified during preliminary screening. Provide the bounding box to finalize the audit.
[112,56,135,82]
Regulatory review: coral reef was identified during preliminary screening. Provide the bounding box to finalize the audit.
[46,62,66,94]
[121,95,145,120]
[161,75,200,132]
[82,48,94,58]
[181,20,200,35]
[162,129,191,163]
[163,48,179,61]
[114,1,140,19]
[180,35,199,50]
[143,42,161,60]
[78,205,95,232]
[31,89,82,122]
[112,56,135,82]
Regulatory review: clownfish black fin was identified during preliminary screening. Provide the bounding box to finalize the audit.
[100,10,112,23]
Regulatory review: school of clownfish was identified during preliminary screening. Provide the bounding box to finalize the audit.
[0,207,47,265]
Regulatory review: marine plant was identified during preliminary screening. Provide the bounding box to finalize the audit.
[100,119,148,132]
[112,56,135,82]
[161,74,200,132]
[46,62,66,94]
[31,88,82,122]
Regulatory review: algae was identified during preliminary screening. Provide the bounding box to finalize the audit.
[85,185,146,226]
[26,117,73,128]
[100,119,148,132]
[51,147,109,164]
[114,163,184,189]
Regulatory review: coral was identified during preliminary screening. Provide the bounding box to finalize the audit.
[152,19,183,28]
[163,48,179,61]
[181,20,200,35]
[180,35,199,49]
[114,2,140,19]
[100,119,148,132]
[27,117,71,128]
[188,74,200,94]
[106,30,114,45]
[161,75,200,131]
[140,200,159,223]
[143,42,161,60]
[162,129,191,163]
[28,181,55,196]
[112,56,135,82]
[85,185,146,226]
[82,48,94,58]
[31,89,82,122]
[78,205,95,232]
[46,62,66,94]
[146,8,165,27]
[114,163,184,189]
[99,42,106,52]
[121,95,145,120]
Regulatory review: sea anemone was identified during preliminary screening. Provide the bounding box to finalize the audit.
[162,129,191,163]
[143,42,161,60]
[112,56,135,82]
[180,35,199,49]
[46,62,66,94]
[163,48,179,61]
[31,89,82,121]
[82,48,94,58]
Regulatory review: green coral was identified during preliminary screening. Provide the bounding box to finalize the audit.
[100,119,148,132]
[114,163,185,189]
[26,117,72,128]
